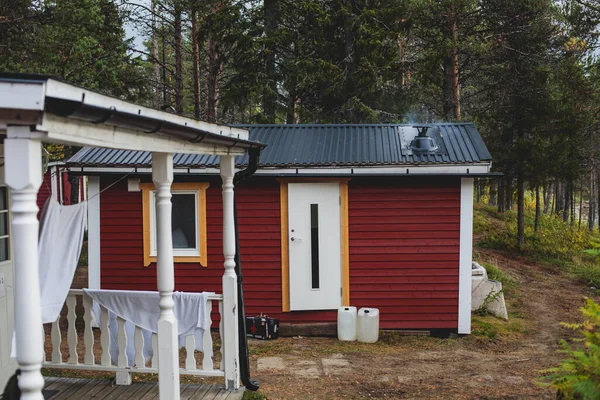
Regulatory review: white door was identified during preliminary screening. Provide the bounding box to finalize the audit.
[288,183,342,311]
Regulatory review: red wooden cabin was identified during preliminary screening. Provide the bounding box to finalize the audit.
[67,124,492,335]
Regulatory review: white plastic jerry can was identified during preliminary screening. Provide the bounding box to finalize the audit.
[357,307,380,343]
[337,306,357,341]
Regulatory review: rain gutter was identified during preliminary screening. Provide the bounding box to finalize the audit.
[232,147,261,391]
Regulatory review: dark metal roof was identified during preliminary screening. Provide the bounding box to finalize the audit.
[67,123,492,168]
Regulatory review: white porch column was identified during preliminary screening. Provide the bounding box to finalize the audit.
[152,152,180,400]
[220,155,240,390]
[87,176,101,291]
[4,133,44,400]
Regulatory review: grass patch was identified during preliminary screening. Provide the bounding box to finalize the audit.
[243,391,266,400]
[471,315,531,341]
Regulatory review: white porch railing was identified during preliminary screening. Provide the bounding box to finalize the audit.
[42,289,225,383]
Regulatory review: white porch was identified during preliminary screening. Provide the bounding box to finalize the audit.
[42,377,243,400]
[0,74,263,400]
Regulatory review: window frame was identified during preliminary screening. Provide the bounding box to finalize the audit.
[141,182,209,267]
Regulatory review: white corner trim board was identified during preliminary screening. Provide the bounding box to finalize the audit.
[458,178,474,334]
[87,176,101,291]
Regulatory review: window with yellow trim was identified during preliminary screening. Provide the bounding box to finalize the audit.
[141,183,209,267]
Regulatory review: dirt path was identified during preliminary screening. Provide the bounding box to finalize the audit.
[248,248,594,399]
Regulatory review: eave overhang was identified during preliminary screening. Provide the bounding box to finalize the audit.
[0,74,265,155]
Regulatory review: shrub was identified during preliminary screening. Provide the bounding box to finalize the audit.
[542,298,600,399]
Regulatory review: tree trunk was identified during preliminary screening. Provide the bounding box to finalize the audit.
[286,93,300,124]
[205,38,220,122]
[571,180,576,225]
[597,165,600,230]
[488,179,497,206]
[475,179,481,203]
[543,182,552,214]
[555,180,563,215]
[152,0,160,108]
[590,168,596,231]
[505,178,513,211]
[563,180,570,223]
[498,179,505,213]
[534,186,540,233]
[442,7,460,120]
[191,8,201,119]
[579,179,583,228]
[204,2,224,123]
[342,0,356,122]
[517,171,525,248]
[205,38,220,123]
[174,3,183,114]
[161,28,167,104]
[551,181,556,217]
[398,34,406,87]
[262,0,277,122]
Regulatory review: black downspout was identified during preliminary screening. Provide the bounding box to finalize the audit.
[233,147,261,391]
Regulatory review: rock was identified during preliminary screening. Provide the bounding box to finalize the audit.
[257,357,285,371]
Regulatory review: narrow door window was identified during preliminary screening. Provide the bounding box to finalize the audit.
[0,187,8,262]
[310,203,319,289]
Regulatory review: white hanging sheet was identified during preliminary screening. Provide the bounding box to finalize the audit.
[84,289,214,366]
[39,199,87,322]
[11,198,87,358]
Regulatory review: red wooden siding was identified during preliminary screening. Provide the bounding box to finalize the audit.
[99,176,461,330]
[37,169,53,218]
[36,166,84,217]
[348,178,460,329]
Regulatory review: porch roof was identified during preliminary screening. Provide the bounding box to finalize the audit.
[0,74,265,155]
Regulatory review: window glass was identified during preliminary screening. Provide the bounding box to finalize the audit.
[0,187,6,209]
[0,238,8,262]
[0,212,6,237]
[171,193,196,249]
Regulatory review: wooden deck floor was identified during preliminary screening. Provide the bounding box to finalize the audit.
[42,377,244,400]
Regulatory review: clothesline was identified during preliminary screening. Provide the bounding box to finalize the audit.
[44,166,136,204]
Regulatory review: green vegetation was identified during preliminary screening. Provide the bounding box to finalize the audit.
[242,391,266,400]
[479,260,517,297]
[476,202,600,290]
[541,299,600,399]
[471,315,530,341]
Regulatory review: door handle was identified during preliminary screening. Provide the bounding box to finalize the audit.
[290,237,303,242]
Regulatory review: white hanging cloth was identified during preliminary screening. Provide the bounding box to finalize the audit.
[39,199,87,322]
[84,289,214,366]
[11,198,87,357]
